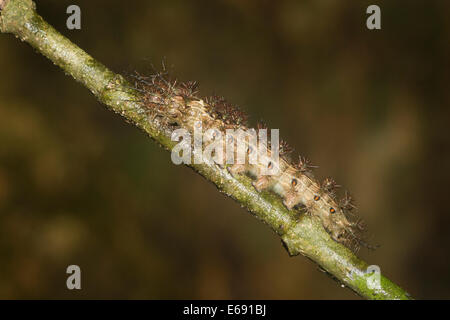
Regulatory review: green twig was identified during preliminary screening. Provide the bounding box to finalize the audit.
[0,0,411,299]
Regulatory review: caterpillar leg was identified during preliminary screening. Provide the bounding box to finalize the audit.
[252,176,270,191]
[283,192,301,210]
[228,163,246,176]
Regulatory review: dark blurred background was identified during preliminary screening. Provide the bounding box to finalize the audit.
[0,0,448,299]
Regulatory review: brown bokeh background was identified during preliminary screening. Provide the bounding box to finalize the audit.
[0,0,448,299]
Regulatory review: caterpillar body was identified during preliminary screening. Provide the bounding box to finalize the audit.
[129,70,373,252]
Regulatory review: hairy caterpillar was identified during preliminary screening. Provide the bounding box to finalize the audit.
[128,68,374,252]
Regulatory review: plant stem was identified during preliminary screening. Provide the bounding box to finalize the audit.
[0,0,412,299]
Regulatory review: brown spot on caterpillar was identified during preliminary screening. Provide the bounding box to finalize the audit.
[291,179,298,187]
[267,162,273,169]
[314,195,320,201]
[329,207,336,214]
